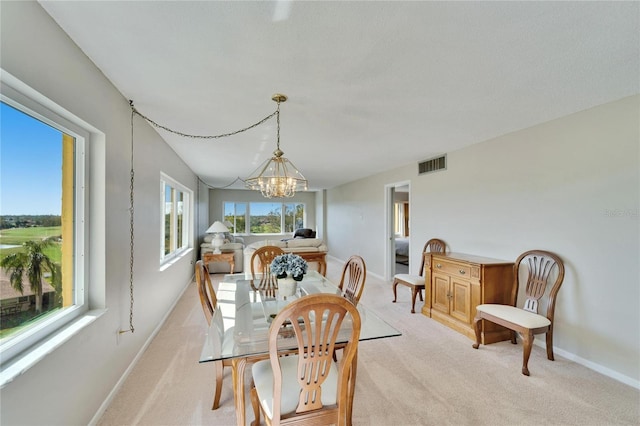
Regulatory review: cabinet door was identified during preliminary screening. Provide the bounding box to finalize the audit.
[432,272,451,314]
[450,277,471,323]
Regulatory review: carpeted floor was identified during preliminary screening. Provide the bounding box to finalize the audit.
[97,258,639,426]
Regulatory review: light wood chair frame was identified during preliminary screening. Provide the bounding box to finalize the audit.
[337,255,367,306]
[392,238,445,313]
[472,249,565,376]
[250,293,361,426]
[196,260,231,410]
[250,246,286,295]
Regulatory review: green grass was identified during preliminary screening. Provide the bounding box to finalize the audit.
[0,226,62,263]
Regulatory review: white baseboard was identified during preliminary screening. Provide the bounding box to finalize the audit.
[88,275,194,425]
[537,340,640,389]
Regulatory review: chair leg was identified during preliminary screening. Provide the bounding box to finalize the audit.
[521,330,534,376]
[418,287,423,301]
[212,360,223,410]
[250,382,261,426]
[410,287,418,313]
[510,330,518,344]
[472,317,482,349]
[546,327,555,361]
[392,279,399,303]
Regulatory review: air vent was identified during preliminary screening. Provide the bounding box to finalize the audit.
[418,155,446,175]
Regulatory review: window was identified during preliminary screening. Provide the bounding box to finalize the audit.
[0,79,90,364]
[161,174,192,262]
[224,202,305,235]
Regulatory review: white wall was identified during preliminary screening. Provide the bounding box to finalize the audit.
[326,95,640,385]
[1,2,199,424]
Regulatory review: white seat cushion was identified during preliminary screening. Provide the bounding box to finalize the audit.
[252,354,339,419]
[476,304,550,329]
[393,274,424,285]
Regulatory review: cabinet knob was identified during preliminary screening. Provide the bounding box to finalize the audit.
[459,269,466,275]
[436,264,442,268]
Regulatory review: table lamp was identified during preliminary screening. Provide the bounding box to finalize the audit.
[206,220,229,254]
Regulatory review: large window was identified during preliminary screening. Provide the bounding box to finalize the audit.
[161,174,192,262]
[0,81,89,364]
[224,202,305,235]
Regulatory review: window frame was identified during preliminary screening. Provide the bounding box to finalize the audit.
[160,173,193,265]
[224,201,306,235]
[0,78,90,364]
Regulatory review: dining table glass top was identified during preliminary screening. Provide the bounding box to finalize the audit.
[199,270,401,363]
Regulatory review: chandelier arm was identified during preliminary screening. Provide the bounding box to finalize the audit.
[129,100,278,140]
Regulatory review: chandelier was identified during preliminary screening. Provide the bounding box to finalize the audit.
[245,94,308,198]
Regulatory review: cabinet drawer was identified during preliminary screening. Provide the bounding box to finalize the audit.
[432,259,471,278]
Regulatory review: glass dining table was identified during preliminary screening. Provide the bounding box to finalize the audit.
[199,270,401,426]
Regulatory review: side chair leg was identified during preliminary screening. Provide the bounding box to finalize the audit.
[546,329,555,361]
[410,288,418,313]
[472,317,482,349]
[521,331,534,376]
[392,280,398,303]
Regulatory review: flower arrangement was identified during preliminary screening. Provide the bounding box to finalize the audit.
[270,253,308,281]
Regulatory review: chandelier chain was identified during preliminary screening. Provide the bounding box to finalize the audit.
[129,100,277,139]
[121,105,136,334]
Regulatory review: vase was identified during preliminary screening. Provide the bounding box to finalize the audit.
[278,276,297,297]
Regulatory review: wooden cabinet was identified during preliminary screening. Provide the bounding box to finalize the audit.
[422,252,514,344]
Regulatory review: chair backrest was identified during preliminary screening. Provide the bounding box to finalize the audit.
[196,260,217,326]
[338,255,366,305]
[512,250,565,320]
[267,293,361,422]
[250,245,285,291]
[418,238,446,277]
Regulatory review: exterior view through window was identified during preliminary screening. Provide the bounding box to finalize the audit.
[224,202,305,235]
[0,102,75,343]
[161,174,191,262]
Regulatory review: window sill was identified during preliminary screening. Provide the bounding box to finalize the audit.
[0,309,107,389]
[159,247,194,272]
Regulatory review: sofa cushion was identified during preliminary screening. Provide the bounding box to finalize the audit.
[285,238,326,250]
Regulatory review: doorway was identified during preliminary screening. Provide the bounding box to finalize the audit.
[385,182,410,281]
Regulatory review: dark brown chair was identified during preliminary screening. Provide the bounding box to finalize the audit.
[392,238,446,313]
[250,294,361,426]
[250,245,285,295]
[472,250,565,376]
[195,260,231,410]
[337,255,367,306]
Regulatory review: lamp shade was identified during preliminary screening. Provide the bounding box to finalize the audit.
[206,221,229,234]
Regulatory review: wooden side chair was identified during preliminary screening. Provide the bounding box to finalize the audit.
[472,250,565,376]
[337,255,367,306]
[392,238,445,313]
[250,293,361,426]
[250,246,285,295]
[195,260,231,410]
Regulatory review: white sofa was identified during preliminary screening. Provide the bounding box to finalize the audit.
[243,238,328,274]
[200,234,245,273]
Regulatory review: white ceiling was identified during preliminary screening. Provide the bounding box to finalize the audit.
[39,1,639,191]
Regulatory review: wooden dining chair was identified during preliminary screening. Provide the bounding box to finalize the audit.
[250,246,285,295]
[250,293,361,426]
[337,255,367,306]
[195,260,231,410]
[472,250,565,376]
[392,238,445,313]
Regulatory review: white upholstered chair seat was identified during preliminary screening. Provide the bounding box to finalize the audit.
[251,354,339,420]
[476,304,551,329]
[393,274,423,285]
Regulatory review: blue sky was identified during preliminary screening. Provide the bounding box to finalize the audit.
[1,102,63,215]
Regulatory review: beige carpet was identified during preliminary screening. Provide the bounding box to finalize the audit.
[98,258,639,426]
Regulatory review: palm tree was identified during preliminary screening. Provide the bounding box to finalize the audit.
[0,239,58,312]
